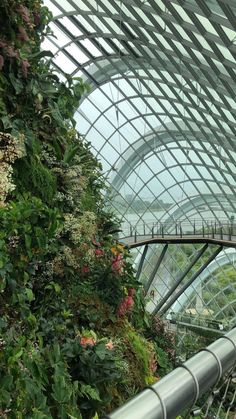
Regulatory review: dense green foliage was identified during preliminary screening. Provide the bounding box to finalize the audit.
[0,1,175,417]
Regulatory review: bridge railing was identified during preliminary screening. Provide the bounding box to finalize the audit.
[105,328,236,419]
[121,219,236,242]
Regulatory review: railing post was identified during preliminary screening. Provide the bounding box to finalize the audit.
[180,223,182,238]
[134,230,137,243]
[202,224,205,237]
[161,223,164,238]
[143,222,145,236]
[130,225,132,237]
[220,225,223,240]
[229,221,232,241]
[175,223,178,235]
[193,220,196,235]
[151,226,154,238]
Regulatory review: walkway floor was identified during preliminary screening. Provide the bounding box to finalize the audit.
[121,234,236,248]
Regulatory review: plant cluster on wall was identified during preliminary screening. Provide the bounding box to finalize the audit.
[0,1,175,418]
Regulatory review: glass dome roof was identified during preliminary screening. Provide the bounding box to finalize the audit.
[44,0,236,329]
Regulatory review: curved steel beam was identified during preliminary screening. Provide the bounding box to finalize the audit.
[169,250,236,318]
[108,121,234,191]
[164,194,236,223]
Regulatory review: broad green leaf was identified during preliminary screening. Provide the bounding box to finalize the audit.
[8,349,23,365]
[24,234,32,250]
[80,384,101,401]
[27,313,37,325]
[9,72,23,94]
[52,376,71,403]
[25,288,34,302]
[1,115,11,129]
[0,389,11,404]
[0,375,13,390]
[31,50,54,60]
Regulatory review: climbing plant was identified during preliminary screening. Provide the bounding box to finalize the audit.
[0,1,175,418]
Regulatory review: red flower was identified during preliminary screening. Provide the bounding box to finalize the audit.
[80,336,95,347]
[95,248,104,257]
[81,265,90,274]
[21,59,30,78]
[92,239,101,247]
[0,55,4,70]
[17,26,29,42]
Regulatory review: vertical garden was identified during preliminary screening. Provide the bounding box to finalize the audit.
[0,1,175,418]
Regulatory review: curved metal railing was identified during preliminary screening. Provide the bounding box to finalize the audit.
[106,328,236,419]
[120,219,236,245]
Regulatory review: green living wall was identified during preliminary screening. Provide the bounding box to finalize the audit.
[0,1,175,418]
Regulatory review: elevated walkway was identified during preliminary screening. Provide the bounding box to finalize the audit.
[120,220,236,248]
[120,219,236,325]
[124,234,236,248]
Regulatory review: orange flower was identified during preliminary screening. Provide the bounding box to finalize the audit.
[111,246,118,255]
[80,336,95,347]
[111,244,125,256]
[105,340,114,350]
[117,244,125,251]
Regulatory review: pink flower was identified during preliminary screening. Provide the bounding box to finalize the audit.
[17,26,29,42]
[117,295,134,317]
[0,55,4,70]
[80,336,95,347]
[5,46,18,58]
[95,248,104,257]
[81,265,90,274]
[17,5,31,24]
[21,59,30,78]
[127,295,134,308]
[128,288,135,297]
[112,254,123,273]
[105,340,114,350]
[33,12,41,27]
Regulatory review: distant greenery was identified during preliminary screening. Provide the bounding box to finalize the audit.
[140,242,235,333]
[113,194,172,214]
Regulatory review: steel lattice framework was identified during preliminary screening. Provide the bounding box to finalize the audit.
[44,0,236,327]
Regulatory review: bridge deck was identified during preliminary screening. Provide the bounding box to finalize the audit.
[121,234,236,248]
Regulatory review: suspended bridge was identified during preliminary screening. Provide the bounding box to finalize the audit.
[120,220,236,247]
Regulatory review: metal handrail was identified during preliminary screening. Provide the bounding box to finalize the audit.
[120,219,236,242]
[105,328,236,419]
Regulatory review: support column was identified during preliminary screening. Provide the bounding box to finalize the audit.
[152,244,208,315]
[144,244,168,295]
[160,246,223,315]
